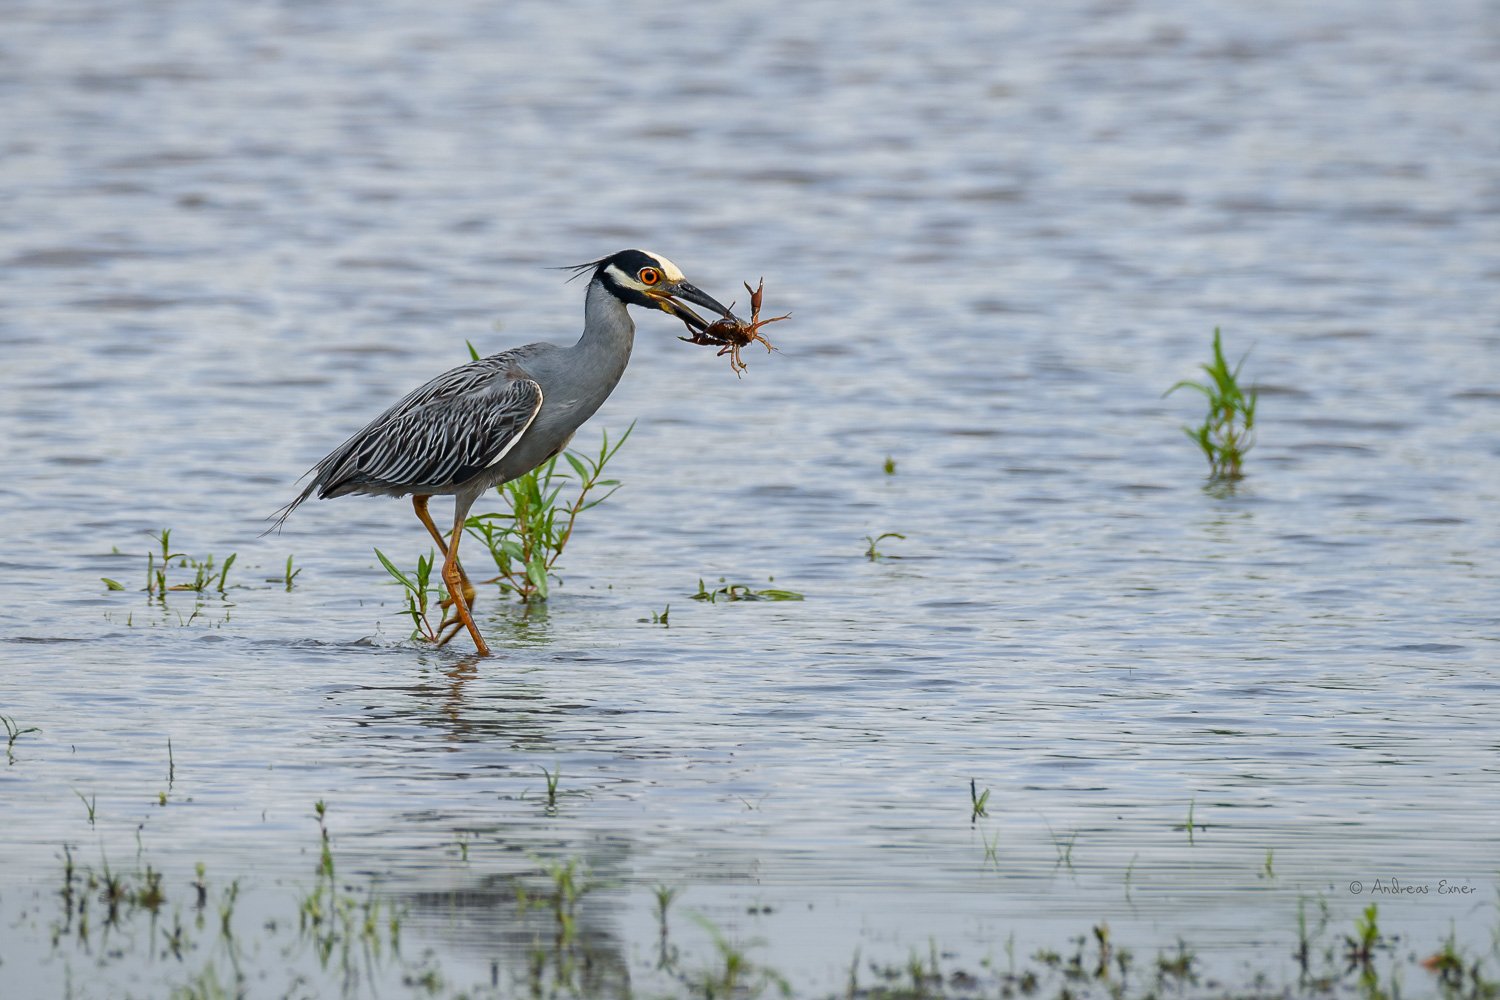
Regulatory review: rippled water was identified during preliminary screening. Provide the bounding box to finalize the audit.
[3,0,1499,996]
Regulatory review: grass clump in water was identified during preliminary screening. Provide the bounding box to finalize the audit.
[539,764,561,815]
[135,529,237,597]
[34,830,1500,1000]
[969,779,990,823]
[684,915,790,1000]
[864,532,905,560]
[1165,328,1257,481]
[3,714,40,764]
[463,423,633,603]
[374,548,447,642]
[692,577,804,603]
[102,530,298,626]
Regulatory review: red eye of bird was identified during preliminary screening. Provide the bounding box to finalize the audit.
[638,267,660,286]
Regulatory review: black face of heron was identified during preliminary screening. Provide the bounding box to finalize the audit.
[585,249,733,333]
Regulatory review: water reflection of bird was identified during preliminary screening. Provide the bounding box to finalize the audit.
[270,250,733,656]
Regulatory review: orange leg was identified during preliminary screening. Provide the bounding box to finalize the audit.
[412,495,475,622]
[432,502,489,656]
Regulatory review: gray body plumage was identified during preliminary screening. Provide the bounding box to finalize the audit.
[275,278,636,526]
[269,248,734,656]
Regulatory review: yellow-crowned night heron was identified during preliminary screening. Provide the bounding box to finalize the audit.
[271,249,733,656]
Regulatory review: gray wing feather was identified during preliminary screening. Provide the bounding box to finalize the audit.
[266,349,544,532]
[334,378,542,492]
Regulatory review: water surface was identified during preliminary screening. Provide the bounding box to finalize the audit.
[2,0,1498,996]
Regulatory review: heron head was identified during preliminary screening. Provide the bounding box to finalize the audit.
[570,249,732,333]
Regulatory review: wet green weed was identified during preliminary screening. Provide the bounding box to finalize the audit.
[74,789,96,825]
[53,803,408,998]
[375,547,447,642]
[28,801,1500,1000]
[968,779,990,823]
[31,830,1500,1000]
[1174,797,1204,844]
[101,529,297,628]
[462,424,633,603]
[692,577,804,603]
[539,764,561,815]
[280,554,303,590]
[3,713,40,763]
[140,529,237,596]
[1343,903,1384,967]
[1165,328,1257,481]
[655,885,681,970]
[863,532,905,561]
[683,915,790,999]
[640,604,671,625]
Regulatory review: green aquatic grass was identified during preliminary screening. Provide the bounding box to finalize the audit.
[691,578,804,603]
[313,800,333,878]
[463,423,633,603]
[1155,940,1197,985]
[1181,798,1199,845]
[281,554,302,590]
[144,529,237,595]
[1165,328,1257,481]
[35,828,1500,1000]
[374,547,446,642]
[1294,894,1331,975]
[686,915,790,1000]
[539,764,561,814]
[103,530,294,603]
[3,713,40,763]
[653,884,679,923]
[75,789,96,825]
[1344,903,1382,967]
[863,532,905,560]
[969,779,990,823]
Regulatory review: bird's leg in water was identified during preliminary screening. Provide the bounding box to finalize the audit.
[434,502,490,656]
[412,495,476,620]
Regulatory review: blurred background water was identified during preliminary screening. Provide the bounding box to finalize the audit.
[2,0,1498,996]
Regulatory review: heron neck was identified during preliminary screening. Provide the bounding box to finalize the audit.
[569,278,637,395]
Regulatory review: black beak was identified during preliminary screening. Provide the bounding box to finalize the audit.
[648,280,734,333]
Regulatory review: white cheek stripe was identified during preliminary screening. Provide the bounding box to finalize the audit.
[486,381,545,468]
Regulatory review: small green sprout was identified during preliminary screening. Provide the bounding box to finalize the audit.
[692,578,804,603]
[1165,328,1257,480]
[864,532,905,560]
[970,779,990,823]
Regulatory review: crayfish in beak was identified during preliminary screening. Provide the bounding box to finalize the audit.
[679,278,789,376]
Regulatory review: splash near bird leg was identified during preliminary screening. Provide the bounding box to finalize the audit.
[678,278,790,376]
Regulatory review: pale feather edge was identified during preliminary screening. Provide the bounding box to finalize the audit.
[484,380,545,469]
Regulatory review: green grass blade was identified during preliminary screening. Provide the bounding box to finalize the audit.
[373,549,415,590]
